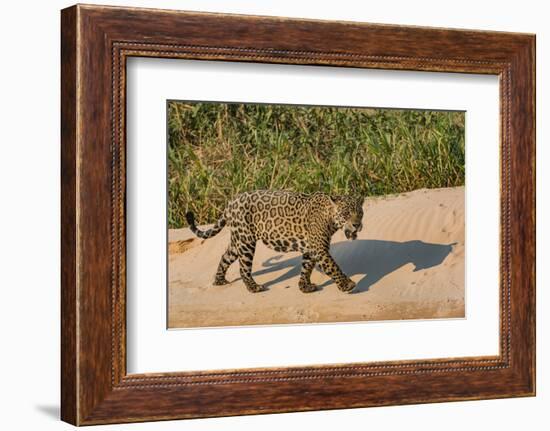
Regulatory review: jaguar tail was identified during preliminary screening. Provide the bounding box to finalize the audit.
[185,211,226,239]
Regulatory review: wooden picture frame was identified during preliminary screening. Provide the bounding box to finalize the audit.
[61,4,535,425]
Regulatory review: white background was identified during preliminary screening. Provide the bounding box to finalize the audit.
[0,0,547,430]
[127,59,500,373]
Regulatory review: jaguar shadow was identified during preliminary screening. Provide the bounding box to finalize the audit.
[253,239,456,293]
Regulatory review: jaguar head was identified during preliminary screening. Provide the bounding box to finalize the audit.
[331,195,364,240]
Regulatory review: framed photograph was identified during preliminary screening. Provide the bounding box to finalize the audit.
[61,4,535,425]
[165,101,466,329]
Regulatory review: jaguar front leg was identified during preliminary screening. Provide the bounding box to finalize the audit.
[298,252,318,293]
[316,250,355,293]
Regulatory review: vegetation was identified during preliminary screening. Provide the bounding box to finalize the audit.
[168,101,464,228]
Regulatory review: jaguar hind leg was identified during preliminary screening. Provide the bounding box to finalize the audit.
[237,239,265,293]
[213,245,237,285]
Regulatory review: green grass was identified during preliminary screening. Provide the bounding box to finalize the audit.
[168,101,465,228]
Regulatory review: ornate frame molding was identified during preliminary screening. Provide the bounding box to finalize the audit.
[61,5,535,425]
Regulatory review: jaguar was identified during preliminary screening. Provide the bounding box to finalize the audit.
[186,190,364,293]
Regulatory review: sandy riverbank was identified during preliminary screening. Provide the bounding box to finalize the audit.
[168,186,465,328]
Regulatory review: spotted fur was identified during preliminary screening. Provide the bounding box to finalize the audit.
[186,190,364,293]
